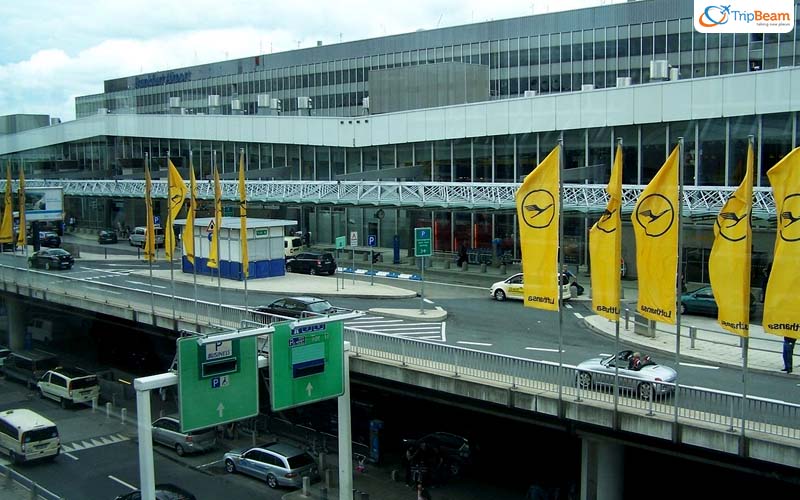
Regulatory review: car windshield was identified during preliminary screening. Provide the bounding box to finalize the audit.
[308,301,333,313]
[287,452,314,468]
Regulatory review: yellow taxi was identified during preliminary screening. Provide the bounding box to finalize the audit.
[490,273,570,302]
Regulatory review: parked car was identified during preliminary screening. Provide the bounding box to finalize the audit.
[285,251,336,275]
[575,350,678,400]
[97,229,119,244]
[2,350,60,389]
[129,226,165,248]
[28,248,74,270]
[114,483,196,500]
[255,296,336,319]
[151,416,216,456]
[27,231,60,248]
[37,366,100,408]
[284,236,304,257]
[223,441,319,489]
[489,273,570,302]
[402,431,472,478]
[680,285,756,317]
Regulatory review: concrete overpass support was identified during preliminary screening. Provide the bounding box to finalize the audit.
[580,439,624,500]
[5,296,27,351]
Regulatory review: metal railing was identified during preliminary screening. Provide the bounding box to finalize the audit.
[1,263,798,445]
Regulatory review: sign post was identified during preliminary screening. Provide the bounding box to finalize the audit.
[177,336,258,432]
[269,320,345,411]
[368,234,377,286]
[414,227,432,315]
[350,231,358,285]
[336,236,346,291]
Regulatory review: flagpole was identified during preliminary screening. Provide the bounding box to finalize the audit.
[675,137,685,432]
[146,153,156,322]
[191,151,199,326]
[741,135,755,440]
[613,138,623,422]
[215,150,222,318]
[168,152,177,325]
[557,134,564,406]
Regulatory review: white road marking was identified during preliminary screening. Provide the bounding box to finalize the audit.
[108,475,137,491]
[679,362,719,370]
[457,341,492,346]
[573,312,584,319]
[85,286,122,295]
[126,280,167,289]
[525,347,562,353]
[423,298,434,304]
[196,458,223,469]
[599,353,613,357]
[565,304,573,309]
[64,452,79,461]
[420,336,445,340]
[347,319,404,325]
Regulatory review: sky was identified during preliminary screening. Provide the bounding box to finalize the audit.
[0,0,624,122]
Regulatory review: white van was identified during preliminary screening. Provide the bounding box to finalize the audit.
[284,236,304,258]
[37,367,100,408]
[129,226,165,248]
[27,319,54,344]
[0,408,60,464]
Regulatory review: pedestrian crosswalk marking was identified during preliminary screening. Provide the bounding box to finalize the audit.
[62,433,129,453]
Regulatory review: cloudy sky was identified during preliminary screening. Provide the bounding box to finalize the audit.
[0,0,623,122]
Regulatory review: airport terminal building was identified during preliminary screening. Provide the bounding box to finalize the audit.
[1,0,798,277]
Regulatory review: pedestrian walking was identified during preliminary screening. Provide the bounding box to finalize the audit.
[782,337,796,374]
[456,242,468,268]
[760,262,772,303]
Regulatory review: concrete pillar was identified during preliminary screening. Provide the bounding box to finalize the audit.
[6,297,27,351]
[580,439,623,500]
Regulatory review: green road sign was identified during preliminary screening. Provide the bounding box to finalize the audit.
[223,205,234,217]
[415,227,432,257]
[177,336,258,433]
[270,320,344,411]
[335,235,346,249]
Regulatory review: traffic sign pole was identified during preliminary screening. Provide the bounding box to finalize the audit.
[414,228,432,315]
[420,256,425,315]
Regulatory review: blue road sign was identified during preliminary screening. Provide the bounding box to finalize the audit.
[368,235,377,247]
[154,215,161,226]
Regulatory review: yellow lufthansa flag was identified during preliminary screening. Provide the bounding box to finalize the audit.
[16,166,26,249]
[238,150,249,278]
[709,143,753,337]
[589,144,623,321]
[764,147,800,340]
[165,160,187,261]
[207,166,222,269]
[0,165,14,244]
[143,164,156,262]
[516,145,560,311]
[631,145,680,324]
[182,160,197,265]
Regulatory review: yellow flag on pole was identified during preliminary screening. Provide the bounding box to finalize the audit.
[182,159,197,265]
[207,166,222,269]
[16,165,26,249]
[516,145,560,311]
[238,150,249,278]
[0,164,14,244]
[631,145,680,324]
[589,144,623,321]
[764,147,800,339]
[143,163,157,262]
[709,143,753,337]
[165,160,187,261]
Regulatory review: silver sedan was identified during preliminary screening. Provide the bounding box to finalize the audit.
[575,350,677,400]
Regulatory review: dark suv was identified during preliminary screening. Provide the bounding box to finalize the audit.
[285,252,336,275]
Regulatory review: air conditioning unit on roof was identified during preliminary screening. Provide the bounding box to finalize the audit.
[649,60,669,80]
[523,90,537,97]
[581,84,595,91]
[616,77,632,87]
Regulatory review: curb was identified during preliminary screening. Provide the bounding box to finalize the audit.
[368,307,448,322]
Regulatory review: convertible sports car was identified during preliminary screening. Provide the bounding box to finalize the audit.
[575,350,677,400]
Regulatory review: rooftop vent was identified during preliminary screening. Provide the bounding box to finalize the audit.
[523,90,537,97]
[616,77,632,87]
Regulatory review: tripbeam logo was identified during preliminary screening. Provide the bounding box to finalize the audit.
[694,0,794,33]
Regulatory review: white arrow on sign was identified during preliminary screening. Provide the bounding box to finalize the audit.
[306,382,314,397]
[216,402,225,418]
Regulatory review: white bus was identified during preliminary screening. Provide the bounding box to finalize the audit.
[0,409,60,464]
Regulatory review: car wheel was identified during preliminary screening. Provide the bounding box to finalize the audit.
[45,262,52,270]
[637,382,653,400]
[286,264,293,273]
[225,459,236,473]
[60,397,68,409]
[266,474,278,489]
[175,444,185,457]
[680,303,688,314]
[9,451,18,464]
[38,388,45,399]
[577,371,592,389]
[494,289,506,301]
[448,461,461,477]
[309,268,317,275]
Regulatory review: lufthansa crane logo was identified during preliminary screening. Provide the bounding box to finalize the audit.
[716,203,749,243]
[521,190,556,229]
[635,194,674,237]
[779,193,800,242]
[595,208,618,234]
